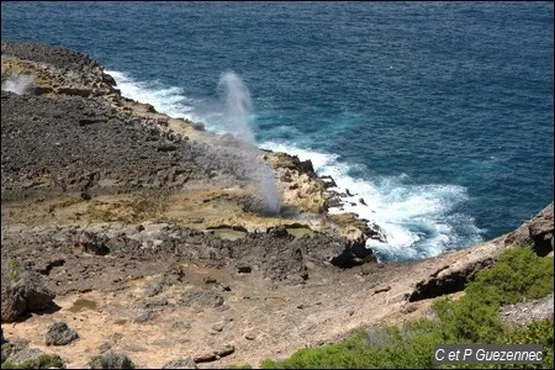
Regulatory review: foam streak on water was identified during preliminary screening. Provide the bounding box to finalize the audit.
[106,70,485,262]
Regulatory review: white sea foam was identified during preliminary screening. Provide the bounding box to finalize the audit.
[104,70,485,261]
[260,142,485,261]
[106,70,196,120]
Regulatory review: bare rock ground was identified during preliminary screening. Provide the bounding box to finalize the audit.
[499,294,554,327]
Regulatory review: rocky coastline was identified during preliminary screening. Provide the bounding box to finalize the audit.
[1,40,553,368]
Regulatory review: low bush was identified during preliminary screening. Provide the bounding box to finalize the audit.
[261,247,554,369]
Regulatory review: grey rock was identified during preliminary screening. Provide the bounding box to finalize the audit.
[499,294,554,326]
[134,310,154,323]
[1,338,64,368]
[144,299,169,309]
[145,282,163,297]
[45,321,79,346]
[88,350,135,369]
[1,259,56,322]
[162,358,197,369]
[211,321,225,332]
[179,291,224,308]
[244,333,256,340]
[172,320,192,330]
[79,232,110,256]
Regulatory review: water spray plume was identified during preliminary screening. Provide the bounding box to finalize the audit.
[1,73,35,95]
[217,71,281,214]
[217,71,256,145]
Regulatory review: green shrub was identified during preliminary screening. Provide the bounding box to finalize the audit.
[261,247,554,369]
[465,248,554,305]
[229,364,253,369]
[1,353,64,369]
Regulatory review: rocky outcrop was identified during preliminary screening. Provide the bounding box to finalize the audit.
[264,151,315,177]
[504,202,553,256]
[1,223,380,297]
[193,345,235,363]
[0,90,242,201]
[408,202,554,302]
[499,294,554,326]
[1,259,56,322]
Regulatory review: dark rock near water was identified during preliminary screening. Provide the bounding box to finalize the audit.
[2,40,101,75]
[320,175,337,189]
[1,88,275,202]
[45,321,79,346]
[505,202,554,256]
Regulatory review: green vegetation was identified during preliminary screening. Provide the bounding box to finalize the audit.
[9,260,21,282]
[261,247,554,369]
[88,355,110,368]
[229,364,253,369]
[1,353,64,369]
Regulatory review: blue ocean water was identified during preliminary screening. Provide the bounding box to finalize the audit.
[2,2,553,261]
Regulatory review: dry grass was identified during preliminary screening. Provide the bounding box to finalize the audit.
[87,189,171,223]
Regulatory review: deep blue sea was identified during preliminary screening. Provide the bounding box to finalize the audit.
[2,2,553,261]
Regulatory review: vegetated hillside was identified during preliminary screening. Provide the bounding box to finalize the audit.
[260,246,554,369]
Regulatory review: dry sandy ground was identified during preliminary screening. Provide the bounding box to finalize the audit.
[1,235,507,368]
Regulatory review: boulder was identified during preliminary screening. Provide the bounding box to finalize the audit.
[45,321,79,346]
[134,310,155,324]
[1,259,56,322]
[78,231,110,255]
[2,338,64,368]
[162,358,197,369]
[178,291,225,308]
[88,350,135,369]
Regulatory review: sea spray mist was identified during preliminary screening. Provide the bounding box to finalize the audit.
[217,71,281,214]
[1,73,35,95]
